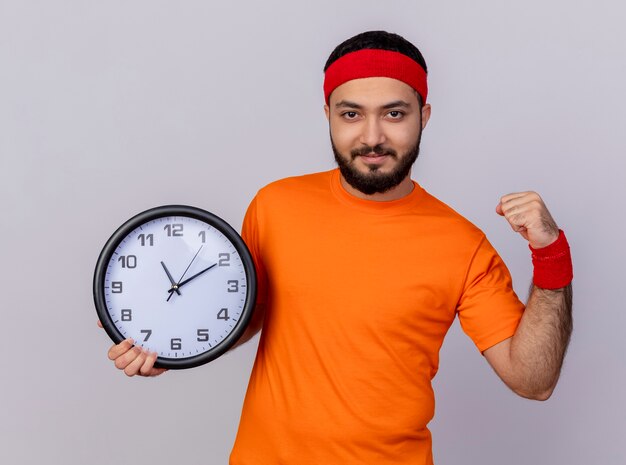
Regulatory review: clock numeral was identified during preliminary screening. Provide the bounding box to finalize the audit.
[198,230,206,243]
[137,233,154,246]
[111,281,123,293]
[218,253,230,267]
[118,255,137,269]
[121,309,132,321]
[164,224,183,237]
[227,280,238,293]
[197,329,209,342]
[140,329,152,342]
[171,338,182,350]
[217,308,230,321]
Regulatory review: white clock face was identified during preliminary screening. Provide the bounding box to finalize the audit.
[100,214,251,364]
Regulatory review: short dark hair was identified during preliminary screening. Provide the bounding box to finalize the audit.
[324,31,428,107]
[323,31,427,73]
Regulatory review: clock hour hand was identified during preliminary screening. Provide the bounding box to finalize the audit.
[167,263,217,294]
[161,261,182,295]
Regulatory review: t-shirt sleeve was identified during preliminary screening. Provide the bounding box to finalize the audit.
[241,195,268,307]
[456,235,525,354]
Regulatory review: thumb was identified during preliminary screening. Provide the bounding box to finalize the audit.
[97,319,103,329]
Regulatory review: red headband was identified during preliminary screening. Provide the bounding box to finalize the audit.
[323,49,428,105]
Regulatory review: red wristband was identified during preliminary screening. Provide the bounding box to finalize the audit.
[529,229,573,289]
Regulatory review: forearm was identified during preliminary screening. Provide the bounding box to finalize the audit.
[508,283,573,399]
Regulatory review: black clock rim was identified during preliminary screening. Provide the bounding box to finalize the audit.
[93,205,257,370]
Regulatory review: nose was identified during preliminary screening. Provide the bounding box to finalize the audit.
[359,117,386,148]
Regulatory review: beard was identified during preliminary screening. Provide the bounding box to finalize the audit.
[331,130,422,196]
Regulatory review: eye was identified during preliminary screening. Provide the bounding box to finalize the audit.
[387,110,404,119]
[341,111,358,120]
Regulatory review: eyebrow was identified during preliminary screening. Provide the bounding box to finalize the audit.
[334,99,412,110]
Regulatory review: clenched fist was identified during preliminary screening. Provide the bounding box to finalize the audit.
[496,191,559,249]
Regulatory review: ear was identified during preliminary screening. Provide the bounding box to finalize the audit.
[324,104,330,121]
[421,103,431,129]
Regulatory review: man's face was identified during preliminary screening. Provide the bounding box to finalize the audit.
[324,77,431,196]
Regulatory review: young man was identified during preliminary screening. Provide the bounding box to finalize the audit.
[106,31,573,464]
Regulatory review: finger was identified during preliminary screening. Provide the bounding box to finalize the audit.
[500,201,526,218]
[97,320,103,329]
[497,193,530,218]
[496,199,536,234]
[500,192,543,213]
[108,338,134,360]
[499,191,535,205]
[502,201,537,230]
[140,351,157,376]
[114,346,143,370]
[149,368,169,376]
[499,197,543,218]
[123,350,148,377]
[503,197,549,223]
[140,352,168,377]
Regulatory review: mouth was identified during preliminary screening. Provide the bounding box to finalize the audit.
[358,153,391,164]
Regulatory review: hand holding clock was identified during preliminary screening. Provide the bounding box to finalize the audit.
[97,320,167,377]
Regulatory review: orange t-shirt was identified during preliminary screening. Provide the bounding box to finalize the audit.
[230,169,524,465]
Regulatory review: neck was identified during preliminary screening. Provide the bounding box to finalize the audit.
[339,173,415,202]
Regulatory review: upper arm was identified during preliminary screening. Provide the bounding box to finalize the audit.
[229,303,266,351]
[246,302,266,338]
[455,235,525,353]
[231,195,268,351]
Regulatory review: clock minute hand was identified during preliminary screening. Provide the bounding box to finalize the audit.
[161,261,182,295]
[167,245,204,302]
[168,263,217,293]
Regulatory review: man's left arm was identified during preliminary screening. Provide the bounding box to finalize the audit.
[483,191,573,401]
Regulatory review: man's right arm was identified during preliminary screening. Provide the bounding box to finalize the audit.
[228,303,265,351]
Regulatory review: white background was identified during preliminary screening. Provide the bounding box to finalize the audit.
[1,1,624,464]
